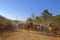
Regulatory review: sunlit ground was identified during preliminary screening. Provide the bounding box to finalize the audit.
[0,29,60,40]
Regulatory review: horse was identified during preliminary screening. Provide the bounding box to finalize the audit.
[46,24,57,36]
[24,22,33,32]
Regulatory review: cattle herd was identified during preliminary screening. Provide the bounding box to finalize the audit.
[18,22,57,36]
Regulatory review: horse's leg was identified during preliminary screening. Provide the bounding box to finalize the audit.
[31,26,34,32]
[27,26,30,32]
[52,30,56,36]
[49,28,55,36]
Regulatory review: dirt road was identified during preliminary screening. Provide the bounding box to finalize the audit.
[0,30,60,40]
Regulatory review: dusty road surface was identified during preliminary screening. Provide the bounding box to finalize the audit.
[0,30,60,40]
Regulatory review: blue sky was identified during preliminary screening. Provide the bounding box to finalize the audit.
[0,0,60,21]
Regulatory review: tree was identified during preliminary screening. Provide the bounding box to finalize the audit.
[35,16,41,24]
[31,13,36,22]
[27,13,36,23]
[26,17,33,22]
[41,9,52,24]
[52,15,60,31]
